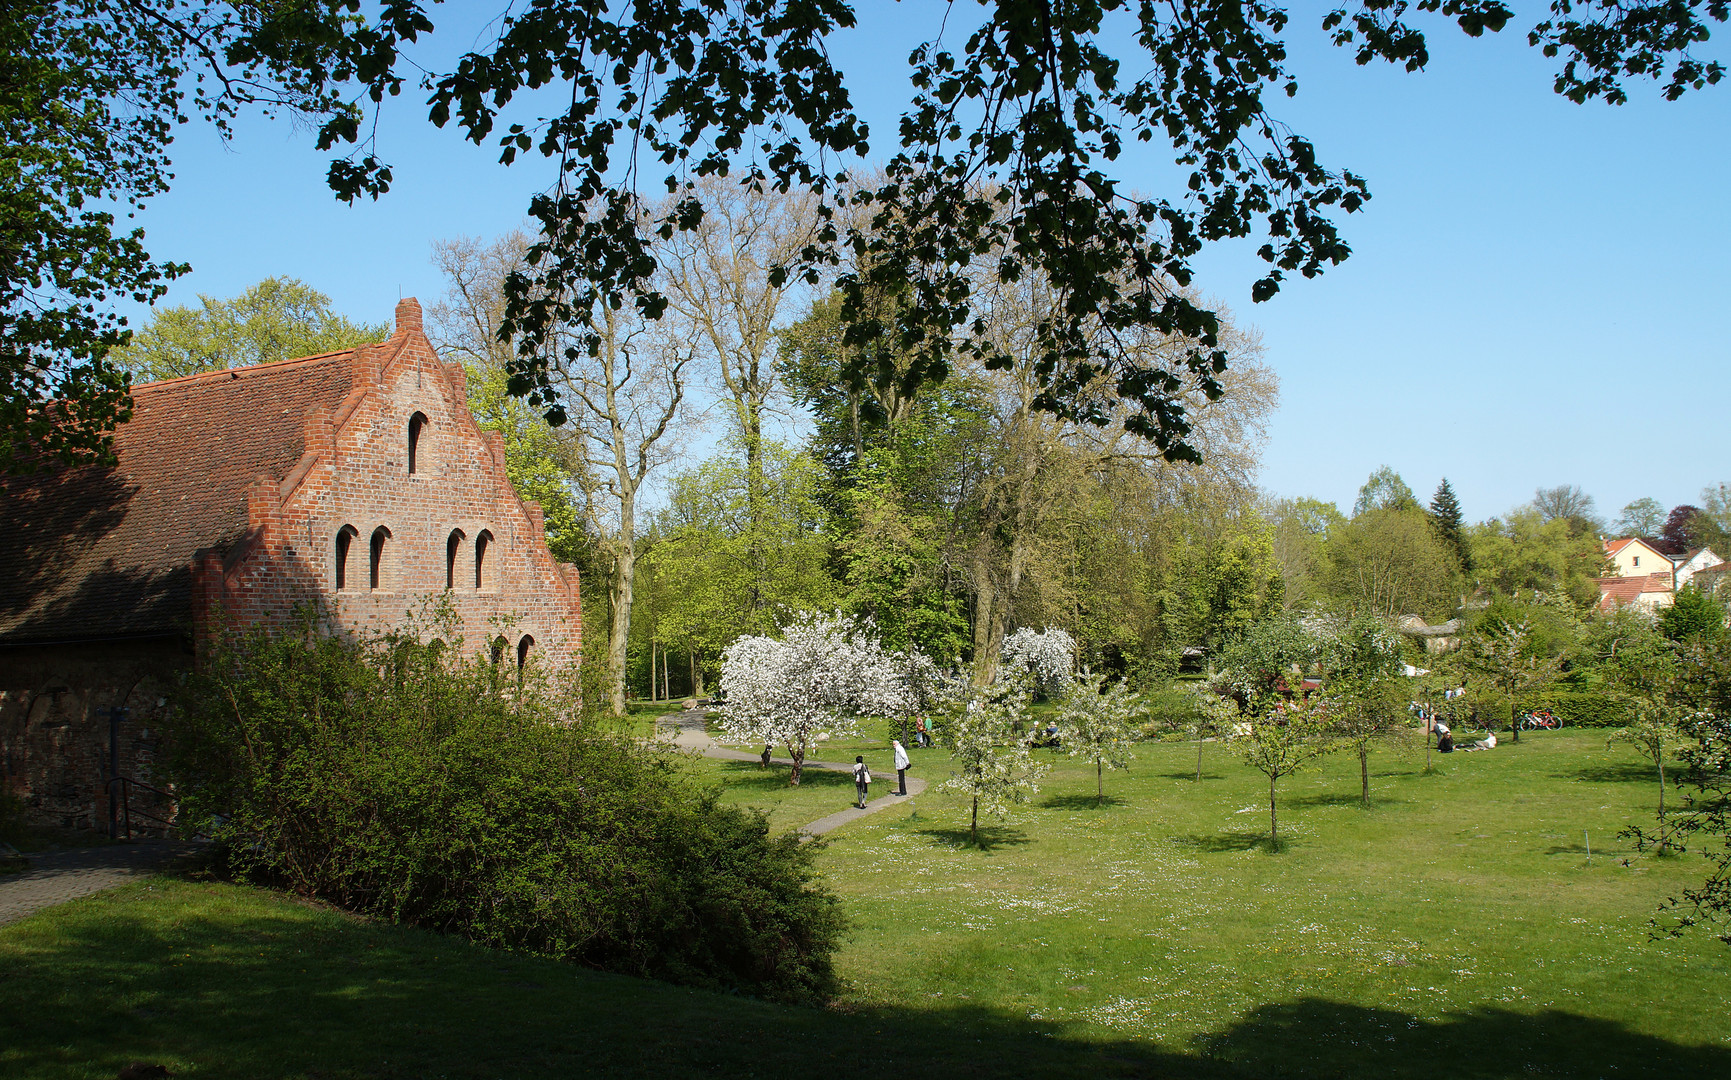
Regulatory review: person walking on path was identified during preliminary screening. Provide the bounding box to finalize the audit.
[852,755,871,808]
[916,717,932,748]
[892,739,910,796]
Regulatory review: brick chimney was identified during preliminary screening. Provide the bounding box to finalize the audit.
[395,297,422,336]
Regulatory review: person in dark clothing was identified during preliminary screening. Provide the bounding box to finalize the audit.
[852,755,871,808]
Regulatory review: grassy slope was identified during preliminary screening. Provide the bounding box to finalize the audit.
[4,729,1727,1079]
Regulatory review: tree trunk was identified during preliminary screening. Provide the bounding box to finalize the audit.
[1269,774,1279,845]
[971,796,979,844]
[1196,737,1205,781]
[649,642,657,703]
[1097,760,1103,805]
[1508,700,1520,742]
[1360,744,1370,807]
[788,741,805,786]
[1657,757,1666,819]
[606,537,636,717]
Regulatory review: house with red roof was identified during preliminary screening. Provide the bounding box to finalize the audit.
[1595,535,1723,613]
[0,300,583,831]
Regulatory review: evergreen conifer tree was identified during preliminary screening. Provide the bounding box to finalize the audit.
[1430,478,1472,572]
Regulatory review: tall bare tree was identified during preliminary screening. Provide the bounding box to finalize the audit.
[661,177,818,612]
[432,231,691,715]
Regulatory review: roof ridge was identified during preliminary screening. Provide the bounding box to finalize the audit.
[131,347,360,392]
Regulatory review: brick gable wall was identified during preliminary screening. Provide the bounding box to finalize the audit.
[196,300,583,671]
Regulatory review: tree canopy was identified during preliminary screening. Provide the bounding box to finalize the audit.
[110,278,386,382]
[6,0,1725,469]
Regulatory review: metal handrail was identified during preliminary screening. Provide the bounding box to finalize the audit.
[107,775,176,840]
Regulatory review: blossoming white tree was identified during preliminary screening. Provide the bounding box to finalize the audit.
[941,677,1049,844]
[1188,684,1243,783]
[1057,672,1141,806]
[1000,627,1076,696]
[718,613,902,785]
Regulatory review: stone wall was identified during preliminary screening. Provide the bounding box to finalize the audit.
[0,638,184,832]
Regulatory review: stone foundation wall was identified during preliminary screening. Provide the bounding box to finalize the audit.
[0,638,184,832]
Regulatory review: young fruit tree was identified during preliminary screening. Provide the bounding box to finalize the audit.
[1000,627,1076,697]
[941,678,1050,845]
[1598,614,1687,823]
[1319,616,1410,807]
[1188,684,1244,782]
[1241,694,1339,846]
[718,614,900,785]
[1464,618,1560,743]
[1057,672,1141,805]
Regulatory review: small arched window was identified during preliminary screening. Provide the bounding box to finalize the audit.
[407,412,428,475]
[490,635,508,666]
[516,635,535,671]
[334,525,359,591]
[369,526,392,591]
[445,528,466,590]
[475,529,494,590]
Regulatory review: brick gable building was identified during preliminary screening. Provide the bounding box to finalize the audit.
[0,299,582,831]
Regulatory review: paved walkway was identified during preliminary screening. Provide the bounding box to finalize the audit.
[661,712,928,838]
[0,841,199,927]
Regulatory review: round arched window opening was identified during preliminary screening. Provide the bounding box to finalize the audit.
[369,526,392,591]
[489,635,508,666]
[407,412,429,475]
[334,525,359,591]
[516,634,535,671]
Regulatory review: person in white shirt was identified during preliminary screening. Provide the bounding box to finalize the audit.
[892,739,910,796]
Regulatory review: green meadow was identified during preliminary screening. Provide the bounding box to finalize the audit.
[3,728,1726,1079]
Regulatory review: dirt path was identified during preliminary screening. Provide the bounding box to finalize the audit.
[661,712,927,838]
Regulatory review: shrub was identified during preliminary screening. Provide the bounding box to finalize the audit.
[1519,690,1628,728]
[1141,683,1204,738]
[165,607,844,1004]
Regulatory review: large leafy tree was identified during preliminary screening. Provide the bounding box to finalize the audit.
[1,1,345,471]
[111,277,386,382]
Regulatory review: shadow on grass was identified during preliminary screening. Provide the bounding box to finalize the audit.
[1284,792,1404,809]
[710,760,853,792]
[1169,831,1279,853]
[1568,762,1662,784]
[1040,794,1128,811]
[4,882,1728,1080]
[1156,772,1227,781]
[912,825,1031,851]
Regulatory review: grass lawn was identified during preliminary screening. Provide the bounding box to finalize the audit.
[700,728,1730,1077]
[4,728,1727,1079]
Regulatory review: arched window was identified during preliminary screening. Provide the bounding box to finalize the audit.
[369,526,392,591]
[475,529,494,590]
[334,525,359,591]
[407,412,428,475]
[490,635,508,665]
[516,635,535,671]
[445,528,466,590]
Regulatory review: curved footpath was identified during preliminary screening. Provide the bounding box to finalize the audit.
[0,716,920,925]
[661,711,925,838]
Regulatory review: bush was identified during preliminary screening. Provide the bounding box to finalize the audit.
[1141,683,1204,738]
[1519,690,1628,728]
[165,607,844,1004]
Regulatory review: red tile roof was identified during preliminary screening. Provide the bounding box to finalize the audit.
[1594,573,1674,611]
[0,350,357,642]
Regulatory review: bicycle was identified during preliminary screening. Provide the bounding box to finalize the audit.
[1517,709,1561,731]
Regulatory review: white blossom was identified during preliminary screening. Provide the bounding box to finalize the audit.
[717,613,914,784]
[940,677,1050,842]
[1001,627,1076,694]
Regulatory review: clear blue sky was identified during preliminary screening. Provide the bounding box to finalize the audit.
[122,6,1729,526]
